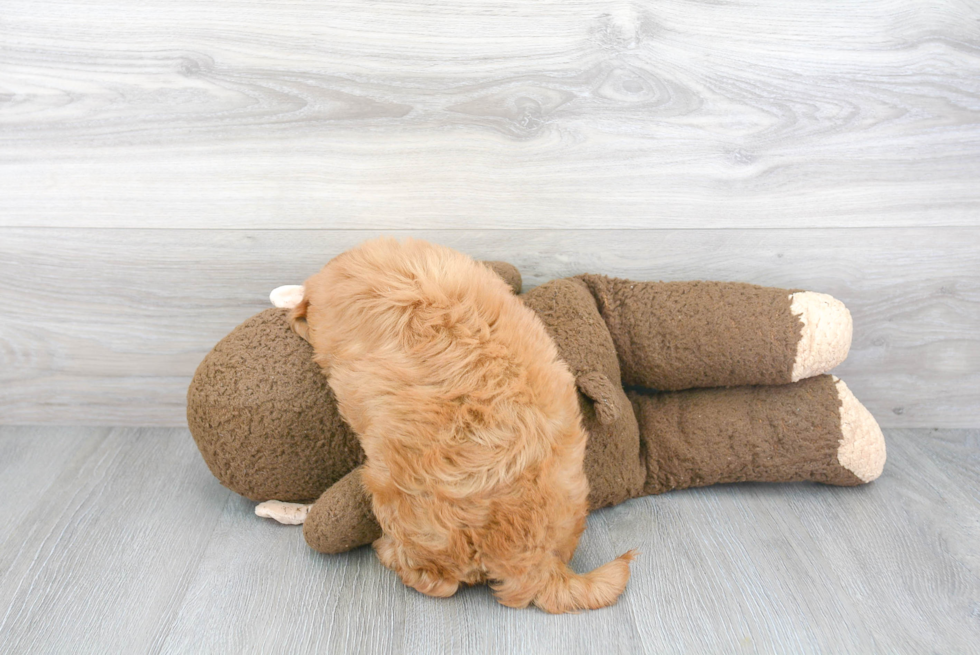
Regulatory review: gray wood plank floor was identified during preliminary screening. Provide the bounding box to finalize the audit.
[1,426,977,654]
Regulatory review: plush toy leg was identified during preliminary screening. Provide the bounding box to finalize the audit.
[282,375,887,555]
[577,275,851,390]
[629,374,885,496]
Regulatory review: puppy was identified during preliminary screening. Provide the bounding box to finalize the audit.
[291,238,634,613]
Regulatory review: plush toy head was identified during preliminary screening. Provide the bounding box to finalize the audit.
[187,307,363,502]
[187,262,524,504]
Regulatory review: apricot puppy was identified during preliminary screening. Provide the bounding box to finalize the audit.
[291,238,634,613]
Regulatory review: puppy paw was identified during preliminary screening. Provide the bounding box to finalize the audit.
[255,500,312,525]
[403,569,460,598]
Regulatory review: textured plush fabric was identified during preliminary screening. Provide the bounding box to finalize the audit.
[521,278,645,510]
[187,272,857,555]
[188,261,516,502]
[632,374,862,493]
[578,275,803,390]
[304,468,382,553]
[482,261,522,295]
[187,308,363,502]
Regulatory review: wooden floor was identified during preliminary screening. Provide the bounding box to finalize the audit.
[1,426,977,654]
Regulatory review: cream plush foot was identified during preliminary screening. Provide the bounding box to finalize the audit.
[790,292,853,381]
[270,285,304,309]
[255,500,313,525]
[833,377,886,483]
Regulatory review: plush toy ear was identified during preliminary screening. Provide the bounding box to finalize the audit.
[480,261,522,295]
[270,284,304,309]
[575,371,622,425]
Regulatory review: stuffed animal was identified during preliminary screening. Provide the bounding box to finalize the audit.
[187,261,885,555]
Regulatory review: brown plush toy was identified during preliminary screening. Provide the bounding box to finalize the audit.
[187,261,886,555]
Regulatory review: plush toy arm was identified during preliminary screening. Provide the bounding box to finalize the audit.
[304,466,382,554]
[577,275,851,390]
[251,469,380,555]
[630,374,885,496]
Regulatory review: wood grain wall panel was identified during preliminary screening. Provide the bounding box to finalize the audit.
[2,0,978,229]
[1,227,976,427]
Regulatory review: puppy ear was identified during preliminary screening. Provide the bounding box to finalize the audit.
[575,371,621,425]
[289,297,311,342]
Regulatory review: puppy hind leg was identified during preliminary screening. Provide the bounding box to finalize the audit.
[373,535,460,598]
[401,569,460,598]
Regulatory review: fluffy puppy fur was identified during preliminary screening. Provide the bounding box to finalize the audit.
[291,238,634,613]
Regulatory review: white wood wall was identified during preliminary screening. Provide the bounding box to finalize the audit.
[2,0,978,427]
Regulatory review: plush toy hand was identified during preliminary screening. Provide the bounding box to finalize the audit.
[575,372,621,425]
[255,500,311,525]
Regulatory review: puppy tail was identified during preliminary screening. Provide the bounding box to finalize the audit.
[494,550,637,614]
